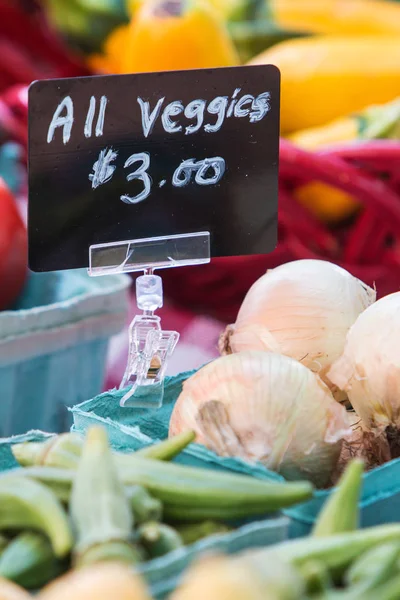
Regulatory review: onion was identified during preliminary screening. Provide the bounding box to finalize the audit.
[219,259,376,397]
[169,351,351,487]
[327,292,400,460]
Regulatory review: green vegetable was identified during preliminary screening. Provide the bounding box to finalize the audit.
[0,476,72,558]
[138,522,183,559]
[15,456,313,521]
[0,532,60,589]
[70,426,141,568]
[312,460,364,537]
[251,525,400,583]
[126,485,163,524]
[176,521,232,545]
[12,430,195,469]
[134,430,195,461]
[345,542,400,590]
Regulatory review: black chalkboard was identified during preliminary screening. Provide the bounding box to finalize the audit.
[28,65,280,272]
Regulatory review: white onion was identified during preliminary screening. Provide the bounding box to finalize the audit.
[220,259,375,394]
[327,292,400,456]
[169,351,351,487]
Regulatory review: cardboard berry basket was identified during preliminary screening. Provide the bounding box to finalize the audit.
[0,270,130,436]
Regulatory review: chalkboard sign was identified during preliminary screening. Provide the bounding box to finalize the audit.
[28,65,280,272]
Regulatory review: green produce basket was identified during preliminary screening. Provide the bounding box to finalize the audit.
[71,371,400,541]
[0,270,130,436]
[0,428,289,599]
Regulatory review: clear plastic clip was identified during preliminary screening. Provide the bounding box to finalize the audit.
[119,272,179,408]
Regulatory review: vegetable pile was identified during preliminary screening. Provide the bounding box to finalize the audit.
[0,425,312,593]
[172,459,400,600]
[170,258,400,487]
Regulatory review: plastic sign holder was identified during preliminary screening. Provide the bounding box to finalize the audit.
[88,231,210,407]
[28,65,280,409]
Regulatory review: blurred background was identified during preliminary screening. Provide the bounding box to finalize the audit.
[0,0,400,392]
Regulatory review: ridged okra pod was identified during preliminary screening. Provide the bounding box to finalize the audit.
[0,532,60,589]
[138,522,183,559]
[12,430,195,470]
[7,455,313,521]
[339,542,400,598]
[126,486,163,524]
[247,524,400,583]
[175,521,232,545]
[313,459,364,537]
[0,476,72,558]
[12,434,82,469]
[70,426,141,568]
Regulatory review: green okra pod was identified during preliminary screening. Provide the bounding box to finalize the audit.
[245,524,400,583]
[362,573,400,600]
[138,522,184,559]
[0,476,72,558]
[0,532,60,589]
[12,430,195,470]
[15,454,313,521]
[12,434,82,469]
[70,426,142,568]
[134,430,196,461]
[297,560,332,595]
[313,459,364,537]
[345,541,400,591]
[175,521,232,545]
[126,485,163,524]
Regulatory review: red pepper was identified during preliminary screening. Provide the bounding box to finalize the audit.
[0,0,89,79]
[0,178,27,309]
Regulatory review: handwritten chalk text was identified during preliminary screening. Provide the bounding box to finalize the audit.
[46,88,271,144]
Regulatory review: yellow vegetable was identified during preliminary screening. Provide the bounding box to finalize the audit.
[0,578,31,600]
[249,36,400,132]
[121,0,239,74]
[37,563,151,600]
[88,24,130,73]
[269,0,400,36]
[288,98,400,222]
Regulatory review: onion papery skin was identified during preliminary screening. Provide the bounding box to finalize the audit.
[169,351,351,487]
[327,291,400,460]
[219,260,376,397]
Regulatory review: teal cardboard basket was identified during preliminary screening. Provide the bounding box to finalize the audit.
[0,270,130,436]
[0,429,289,599]
[71,370,400,540]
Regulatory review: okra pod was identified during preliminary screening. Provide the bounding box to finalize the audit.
[0,532,60,589]
[12,430,195,470]
[12,434,82,469]
[138,522,183,559]
[0,476,72,558]
[70,426,141,568]
[16,454,313,521]
[297,560,332,595]
[134,431,195,461]
[248,524,400,583]
[345,542,400,590]
[363,573,400,600]
[126,486,163,524]
[312,459,364,537]
[175,521,232,545]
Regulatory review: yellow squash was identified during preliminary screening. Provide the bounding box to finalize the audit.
[249,36,400,133]
[288,98,400,223]
[269,0,400,36]
[120,0,240,73]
